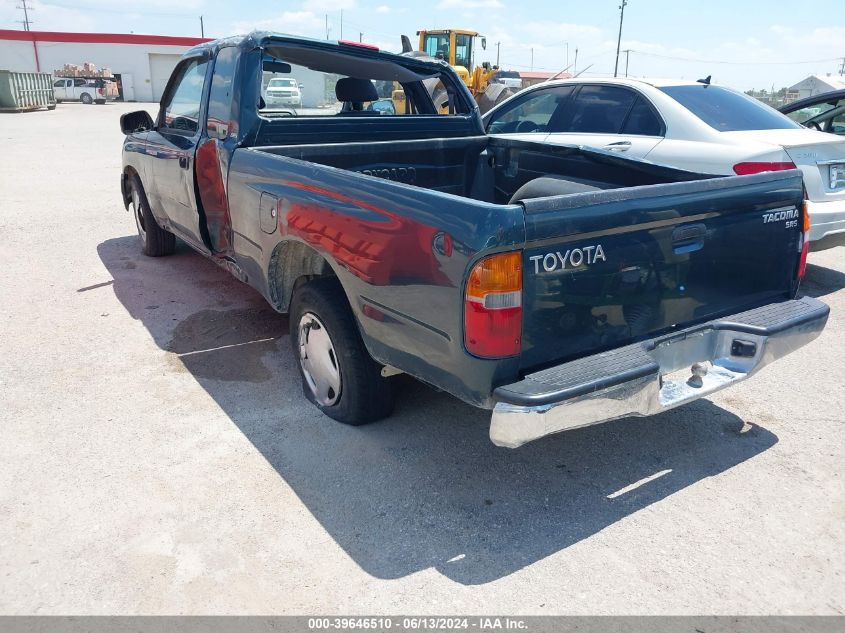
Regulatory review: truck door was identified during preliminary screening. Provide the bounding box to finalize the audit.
[52,78,67,100]
[145,55,210,250]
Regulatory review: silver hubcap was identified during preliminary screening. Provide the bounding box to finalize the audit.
[131,188,146,244]
[298,313,342,406]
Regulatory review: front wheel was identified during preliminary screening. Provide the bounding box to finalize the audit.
[128,174,175,257]
[290,277,395,425]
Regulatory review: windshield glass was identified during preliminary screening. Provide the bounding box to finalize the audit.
[257,43,468,118]
[660,85,801,131]
[268,78,297,88]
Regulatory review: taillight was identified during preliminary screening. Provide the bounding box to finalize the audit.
[732,161,796,175]
[464,251,522,358]
[798,198,810,280]
[338,40,379,50]
[97,88,104,96]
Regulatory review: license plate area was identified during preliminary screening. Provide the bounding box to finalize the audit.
[829,163,845,190]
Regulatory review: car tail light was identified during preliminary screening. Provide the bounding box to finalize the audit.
[798,198,810,280]
[97,88,104,96]
[732,161,796,175]
[464,251,522,358]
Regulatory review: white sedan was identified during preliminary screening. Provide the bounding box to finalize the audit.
[482,78,845,251]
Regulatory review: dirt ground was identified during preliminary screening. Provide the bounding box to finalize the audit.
[0,102,843,614]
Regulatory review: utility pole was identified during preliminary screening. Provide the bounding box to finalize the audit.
[359,32,363,43]
[340,9,343,40]
[496,42,500,67]
[565,42,569,70]
[574,48,578,75]
[199,15,204,38]
[530,48,534,71]
[624,49,631,76]
[17,0,33,31]
[325,14,330,40]
[614,0,628,77]
[840,57,845,76]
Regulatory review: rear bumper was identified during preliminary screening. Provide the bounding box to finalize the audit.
[807,198,845,251]
[490,297,829,448]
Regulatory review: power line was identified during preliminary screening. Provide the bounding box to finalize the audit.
[630,50,842,66]
[38,1,195,18]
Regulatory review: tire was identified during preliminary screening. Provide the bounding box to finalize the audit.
[128,174,175,257]
[80,93,93,105]
[95,99,106,105]
[432,88,449,113]
[290,277,395,425]
[476,83,514,115]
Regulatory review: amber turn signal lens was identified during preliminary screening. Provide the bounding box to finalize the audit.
[466,251,522,299]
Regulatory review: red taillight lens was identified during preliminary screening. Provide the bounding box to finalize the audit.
[464,251,522,358]
[338,40,379,50]
[97,88,104,96]
[798,200,811,280]
[732,161,796,175]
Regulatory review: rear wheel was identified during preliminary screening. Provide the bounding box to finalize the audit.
[128,174,175,257]
[80,93,93,105]
[290,277,395,425]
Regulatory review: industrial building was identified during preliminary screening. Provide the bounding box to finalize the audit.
[0,29,209,102]
[788,74,845,99]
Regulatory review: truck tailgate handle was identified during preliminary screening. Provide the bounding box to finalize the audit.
[672,223,706,253]
[178,155,190,169]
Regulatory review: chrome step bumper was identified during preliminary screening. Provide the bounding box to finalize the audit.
[490,297,829,448]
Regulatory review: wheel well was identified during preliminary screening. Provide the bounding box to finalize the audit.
[121,166,139,208]
[268,241,335,312]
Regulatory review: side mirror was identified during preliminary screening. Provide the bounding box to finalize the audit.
[120,110,154,134]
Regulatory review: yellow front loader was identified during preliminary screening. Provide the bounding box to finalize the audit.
[394,29,515,115]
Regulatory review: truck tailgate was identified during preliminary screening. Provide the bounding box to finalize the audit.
[518,170,805,371]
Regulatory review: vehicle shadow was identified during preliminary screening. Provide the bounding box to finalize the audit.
[800,262,845,299]
[98,235,778,585]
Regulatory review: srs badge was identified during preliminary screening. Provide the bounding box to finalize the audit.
[529,245,606,274]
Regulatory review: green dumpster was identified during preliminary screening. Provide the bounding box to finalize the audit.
[0,70,56,112]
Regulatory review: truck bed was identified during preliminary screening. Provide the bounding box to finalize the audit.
[254,136,712,204]
[233,135,805,401]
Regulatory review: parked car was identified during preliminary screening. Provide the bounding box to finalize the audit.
[491,70,523,91]
[118,33,828,447]
[780,89,845,137]
[264,76,302,108]
[53,77,116,104]
[483,78,845,251]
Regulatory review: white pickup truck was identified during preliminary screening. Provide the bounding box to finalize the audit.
[52,77,117,104]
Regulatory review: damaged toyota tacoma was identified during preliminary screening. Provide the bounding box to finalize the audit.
[119,33,829,447]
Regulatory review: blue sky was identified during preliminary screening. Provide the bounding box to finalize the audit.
[3,0,843,91]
